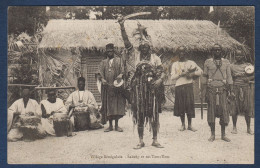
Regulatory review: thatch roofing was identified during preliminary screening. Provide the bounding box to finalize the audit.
[39,19,244,52]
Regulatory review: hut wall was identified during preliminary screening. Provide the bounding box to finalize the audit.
[81,50,104,103]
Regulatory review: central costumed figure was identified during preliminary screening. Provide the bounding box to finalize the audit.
[118,16,166,149]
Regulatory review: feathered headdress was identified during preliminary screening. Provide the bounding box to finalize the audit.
[132,22,153,48]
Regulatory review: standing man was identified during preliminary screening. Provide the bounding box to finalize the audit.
[230,50,254,135]
[171,46,202,132]
[203,44,233,142]
[65,77,103,129]
[99,43,126,132]
[118,17,165,149]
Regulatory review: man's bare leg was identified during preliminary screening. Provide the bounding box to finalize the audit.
[208,123,215,142]
[231,115,238,134]
[151,122,163,148]
[115,119,123,132]
[179,115,186,131]
[104,119,113,132]
[245,116,254,135]
[134,126,145,149]
[187,116,197,132]
[221,125,231,142]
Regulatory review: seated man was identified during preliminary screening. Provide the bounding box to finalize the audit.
[65,77,103,130]
[8,87,45,142]
[40,89,73,136]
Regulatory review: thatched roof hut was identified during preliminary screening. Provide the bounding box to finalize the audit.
[38,19,245,105]
[39,19,244,53]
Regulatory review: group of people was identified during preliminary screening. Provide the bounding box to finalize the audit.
[8,77,103,141]
[8,18,254,149]
[99,18,254,149]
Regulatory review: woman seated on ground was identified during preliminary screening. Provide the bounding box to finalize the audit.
[40,89,74,136]
[8,87,45,142]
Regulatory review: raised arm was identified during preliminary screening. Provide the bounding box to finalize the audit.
[118,17,132,50]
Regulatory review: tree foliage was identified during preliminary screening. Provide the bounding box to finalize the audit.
[209,6,254,60]
[8,6,48,36]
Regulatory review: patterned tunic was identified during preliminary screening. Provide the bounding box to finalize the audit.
[203,58,233,125]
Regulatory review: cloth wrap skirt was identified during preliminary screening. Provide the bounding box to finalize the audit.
[174,83,195,118]
[206,85,229,126]
[230,84,254,117]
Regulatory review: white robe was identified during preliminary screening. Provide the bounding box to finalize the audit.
[40,98,67,136]
[65,90,102,129]
[7,98,42,141]
[65,90,98,110]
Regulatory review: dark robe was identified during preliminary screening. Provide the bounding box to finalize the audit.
[99,57,126,124]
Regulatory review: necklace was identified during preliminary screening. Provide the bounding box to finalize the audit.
[141,53,151,61]
[78,91,84,103]
[213,59,222,68]
[108,59,113,72]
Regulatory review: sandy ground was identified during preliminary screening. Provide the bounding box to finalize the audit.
[8,109,254,164]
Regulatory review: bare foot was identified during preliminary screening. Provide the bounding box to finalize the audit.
[115,126,123,132]
[221,136,231,142]
[231,127,237,134]
[67,132,77,137]
[151,142,164,148]
[208,135,215,142]
[133,142,145,149]
[104,126,113,132]
[179,125,186,131]
[247,128,254,135]
[187,126,197,132]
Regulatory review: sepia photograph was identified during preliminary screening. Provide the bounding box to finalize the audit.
[7,6,255,164]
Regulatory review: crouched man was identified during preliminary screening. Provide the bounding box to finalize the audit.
[8,87,45,142]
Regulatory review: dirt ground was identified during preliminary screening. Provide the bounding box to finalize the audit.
[8,109,254,164]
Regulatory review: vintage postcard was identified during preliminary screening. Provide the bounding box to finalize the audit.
[7,6,255,164]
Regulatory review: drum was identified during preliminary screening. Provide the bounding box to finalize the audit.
[20,115,41,127]
[73,110,90,131]
[53,113,69,137]
[19,115,41,140]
